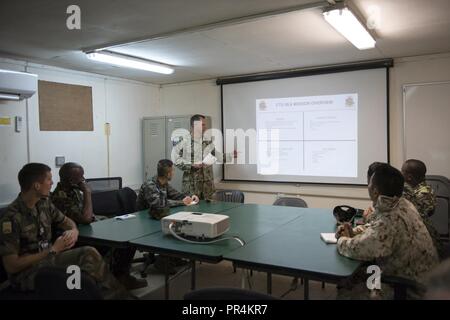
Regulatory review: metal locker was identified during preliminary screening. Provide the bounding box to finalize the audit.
[142,117,166,182]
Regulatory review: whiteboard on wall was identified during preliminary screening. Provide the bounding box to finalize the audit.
[403,81,450,178]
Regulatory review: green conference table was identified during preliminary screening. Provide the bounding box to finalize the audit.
[130,203,305,298]
[130,203,303,262]
[77,200,243,247]
[223,208,362,299]
[78,201,361,299]
[77,200,244,299]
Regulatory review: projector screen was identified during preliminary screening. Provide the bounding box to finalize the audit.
[221,67,388,185]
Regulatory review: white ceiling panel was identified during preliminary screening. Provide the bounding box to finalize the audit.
[0,0,449,84]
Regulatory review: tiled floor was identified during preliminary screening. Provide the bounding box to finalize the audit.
[128,259,338,300]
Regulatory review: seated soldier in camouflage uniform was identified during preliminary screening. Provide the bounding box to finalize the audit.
[136,159,198,214]
[336,164,438,299]
[362,162,385,222]
[401,159,442,257]
[0,163,124,298]
[136,159,198,274]
[51,162,147,290]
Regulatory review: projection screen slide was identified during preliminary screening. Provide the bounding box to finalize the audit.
[221,67,389,185]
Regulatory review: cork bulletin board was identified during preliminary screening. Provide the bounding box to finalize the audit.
[38,80,93,131]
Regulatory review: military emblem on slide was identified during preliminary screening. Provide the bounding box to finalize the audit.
[345,96,355,107]
[259,101,267,111]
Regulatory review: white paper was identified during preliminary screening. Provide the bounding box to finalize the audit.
[114,214,136,220]
[202,153,217,166]
[186,200,199,206]
[320,233,337,244]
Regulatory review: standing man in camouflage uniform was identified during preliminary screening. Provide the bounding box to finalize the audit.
[401,159,442,258]
[136,159,198,274]
[172,114,224,200]
[336,164,438,299]
[51,162,147,290]
[0,163,123,297]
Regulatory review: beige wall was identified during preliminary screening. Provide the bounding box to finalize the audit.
[160,52,450,208]
[0,58,160,205]
[389,53,450,168]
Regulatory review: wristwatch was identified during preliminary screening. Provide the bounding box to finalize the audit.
[48,248,57,256]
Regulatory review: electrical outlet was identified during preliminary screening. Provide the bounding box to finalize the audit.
[55,156,65,167]
[15,116,22,132]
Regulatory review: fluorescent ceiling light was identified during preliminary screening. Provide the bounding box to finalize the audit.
[323,6,376,50]
[86,51,174,74]
[0,93,20,100]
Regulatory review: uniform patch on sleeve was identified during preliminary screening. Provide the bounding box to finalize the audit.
[2,221,12,234]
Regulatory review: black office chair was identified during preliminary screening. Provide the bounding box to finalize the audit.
[34,266,103,300]
[440,240,450,260]
[86,177,122,193]
[91,190,123,217]
[214,190,245,203]
[425,175,449,239]
[381,275,426,300]
[117,187,137,214]
[184,287,277,300]
[273,196,308,208]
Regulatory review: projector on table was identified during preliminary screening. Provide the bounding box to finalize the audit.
[161,211,230,239]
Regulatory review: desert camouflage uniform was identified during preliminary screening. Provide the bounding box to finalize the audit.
[404,182,442,258]
[337,196,439,299]
[0,195,122,296]
[172,134,226,200]
[136,175,186,219]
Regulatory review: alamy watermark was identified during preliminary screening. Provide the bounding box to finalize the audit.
[169,123,280,170]
[366,265,381,290]
[66,5,81,30]
[66,265,81,290]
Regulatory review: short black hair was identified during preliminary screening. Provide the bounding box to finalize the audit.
[367,162,385,183]
[190,114,205,128]
[18,163,51,191]
[371,163,404,197]
[157,159,173,177]
[404,159,427,181]
[59,162,82,181]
